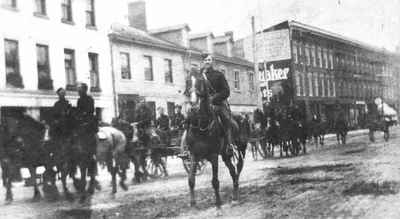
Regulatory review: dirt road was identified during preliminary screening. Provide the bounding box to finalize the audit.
[1,128,400,219]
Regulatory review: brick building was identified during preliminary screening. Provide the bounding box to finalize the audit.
[236,20,400,128]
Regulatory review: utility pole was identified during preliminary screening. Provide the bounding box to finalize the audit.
[251,16,262,108]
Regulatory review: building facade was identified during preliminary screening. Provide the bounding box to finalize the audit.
[236,21,400,128]
[110,1,258,122]
[109,23,187,121]
[0,0,128,122]
[151,25,258,114]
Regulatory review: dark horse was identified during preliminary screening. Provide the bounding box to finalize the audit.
[185,71,247,211]
[0,112,49,203]
[68,109,99,201]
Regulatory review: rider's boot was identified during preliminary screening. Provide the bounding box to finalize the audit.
[225,129,234,157]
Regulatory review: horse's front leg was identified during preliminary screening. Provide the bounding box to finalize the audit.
[29,167,41,202]
[210,153,223,208]
[118,167,128,191]
[188,153,197,207]
[87,158,98,195]
[60,163,73,201]
[222,150,240,203]
[2,162,13,203]
[110,160,117,194]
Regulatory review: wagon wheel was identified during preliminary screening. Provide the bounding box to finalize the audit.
[182,156,206,176]
[146,152,168,178]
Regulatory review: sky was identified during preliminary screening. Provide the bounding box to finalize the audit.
[127,0,400,52]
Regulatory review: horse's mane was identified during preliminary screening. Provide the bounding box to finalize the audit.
[17,114,45,132]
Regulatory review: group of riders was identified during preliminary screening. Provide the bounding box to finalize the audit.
[0,51,396,203]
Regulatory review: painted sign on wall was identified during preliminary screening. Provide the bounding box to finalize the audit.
[255,29,291,63]
[259,59,293,105]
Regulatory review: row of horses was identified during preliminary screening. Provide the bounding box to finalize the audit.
[248,109,349,158]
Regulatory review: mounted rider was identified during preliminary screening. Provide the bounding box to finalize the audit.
[179,53,236,158]
[51,87,72,138]
[155,107,171,146]
[76,83,98,134]
[171,105,185,131]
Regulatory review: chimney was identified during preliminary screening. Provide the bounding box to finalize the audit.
[128,1,147,31]
[225,31,234,40]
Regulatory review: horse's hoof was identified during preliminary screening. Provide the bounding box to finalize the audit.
[231,200,240,206]
[79,195,87,204]
[95,181,102,191]
[65,192,74,202]
[87,187,95,195]
[31,195,41,202]
[190,201,196,207]
[120,182,128,191]
[215,208,223,217]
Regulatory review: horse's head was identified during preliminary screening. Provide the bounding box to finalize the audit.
[185,68,209,108]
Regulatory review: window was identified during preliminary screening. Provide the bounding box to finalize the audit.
[329,50,334,69]
[308,73,313,96]
[298,42,303,64]
[164,58,173,83]
[35,0,46,15]
[323,49,328,69]
[144,56,153,81]
[86,0,95,27]
[61,0,73,22]
[292,41,298,63]
[311,44,316,66]
[64,49,76,90]
[318,46,323,68]
[2,0,16,8]
[314,73,319,96]
[295,72,301,96]
[120,52,131,79]
[4,39,23,88]
[304,43,310,66]
[248,72,255,91]
[167,102,175,118]
[37,44,52,90]
[89,53,100,91]
[234,70,240,90]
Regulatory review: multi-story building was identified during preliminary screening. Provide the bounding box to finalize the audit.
[0,0,127,122]
[236,20,400,128]
[110,1,258,121]
[150,25,258,114]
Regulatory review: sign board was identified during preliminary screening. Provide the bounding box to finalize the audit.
[259,59,293,105]
[255,29,291,62]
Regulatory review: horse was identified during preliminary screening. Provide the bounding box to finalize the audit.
[333,116,348,145]
[68,109,99,202]
[185,70,247,211]
[96,126,129,194]
[308,115,327,147]
[0,113,50,203]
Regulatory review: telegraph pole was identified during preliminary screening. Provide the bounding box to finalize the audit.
[251,16,262,108]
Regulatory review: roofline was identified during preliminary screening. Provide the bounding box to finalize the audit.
[109,34,186,53]
[286,20,394,55]
[189,32,215,40]
[185,48,253,67]
[148,24,191,34]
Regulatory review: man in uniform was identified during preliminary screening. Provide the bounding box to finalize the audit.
[200,53,236,155]
[77,83,95,126]
[171,105,185,130]
[155,107,171,145]
[52,88,72,138]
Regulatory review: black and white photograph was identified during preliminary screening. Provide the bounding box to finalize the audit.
[0,0,400,218]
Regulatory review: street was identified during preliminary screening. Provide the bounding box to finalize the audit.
[1,128,400,219]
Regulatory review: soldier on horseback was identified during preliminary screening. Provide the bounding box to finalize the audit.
[51,88,72,137]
